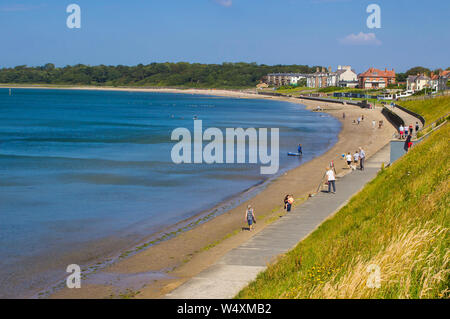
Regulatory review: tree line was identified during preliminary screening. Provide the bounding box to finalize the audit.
[0,62,320,88]
[396,66,450,83]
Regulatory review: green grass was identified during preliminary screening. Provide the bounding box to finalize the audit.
[275,86,316,94]
[237,123,449,299]
[398,95,450,125]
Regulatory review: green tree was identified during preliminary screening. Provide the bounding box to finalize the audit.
[405,66,431,76]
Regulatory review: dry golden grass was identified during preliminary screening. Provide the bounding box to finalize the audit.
[310,223,448,299]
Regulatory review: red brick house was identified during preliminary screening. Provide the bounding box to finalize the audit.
[358,67,396,89]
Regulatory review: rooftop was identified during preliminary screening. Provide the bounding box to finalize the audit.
[359,67,395,78]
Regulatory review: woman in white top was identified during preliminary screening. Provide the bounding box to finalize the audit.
[346,152,352,168]
[326,167,336,193]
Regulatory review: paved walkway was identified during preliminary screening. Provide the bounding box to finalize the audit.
[389,105,423,138]
[166,144,391,299]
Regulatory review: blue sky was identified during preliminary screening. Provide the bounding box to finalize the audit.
[1,0,449,73]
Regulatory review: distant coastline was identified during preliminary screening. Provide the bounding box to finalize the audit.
[0,84,262,99]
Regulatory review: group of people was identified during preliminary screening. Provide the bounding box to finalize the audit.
[284,194,294,212]
[245,193,296,231]
[244,141,370,228]
[343,147,366,171]
[399,122,420,139]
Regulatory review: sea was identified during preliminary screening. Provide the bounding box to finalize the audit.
[0,88,341,297]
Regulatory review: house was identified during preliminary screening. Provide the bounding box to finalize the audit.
[438,71,450,91]
[336,65,358,88]
[407,74,432,92]
[264,73,307,87]
[306,67,337,88]
[431,70,450,91]
[358,67,396,89]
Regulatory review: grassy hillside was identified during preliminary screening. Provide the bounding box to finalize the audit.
[399,95,450,124]
[237,123,449,299]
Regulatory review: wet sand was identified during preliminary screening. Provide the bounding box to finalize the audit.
[9,87,395,299]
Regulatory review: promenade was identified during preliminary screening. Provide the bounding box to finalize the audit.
[166,143,391,299]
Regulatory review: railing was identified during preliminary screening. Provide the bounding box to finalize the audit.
[382,107,404,129]
[416,112,450,139]
[399,90,450,102]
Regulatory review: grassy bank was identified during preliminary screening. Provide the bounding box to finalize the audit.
[237,123,449,299]
[398,95,450,124]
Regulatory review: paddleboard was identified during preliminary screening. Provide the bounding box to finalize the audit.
[287,152,302,156]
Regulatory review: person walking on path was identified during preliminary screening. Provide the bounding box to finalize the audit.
[284,194,294,212]
[359,147,366,171]
[346,152,352,169]
[353,150,360,168]
[326,167,336,193]
[415,122,420,134]
[399,125,404,139]
[404,125,409,137]
[343,112,346,120]
[245,205,256,231]
[404,134,413,153]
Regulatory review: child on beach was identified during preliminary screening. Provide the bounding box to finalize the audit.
[245,205,256,231]
[346,152,352,168]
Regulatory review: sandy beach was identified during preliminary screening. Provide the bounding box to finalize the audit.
[6,86,395,299]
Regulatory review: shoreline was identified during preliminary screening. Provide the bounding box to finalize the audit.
[4,85,396,299]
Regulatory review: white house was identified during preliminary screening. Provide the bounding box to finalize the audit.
[336,65,358,87]
[407,74,432,92]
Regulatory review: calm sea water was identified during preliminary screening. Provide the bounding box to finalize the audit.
[0,88,340,297]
